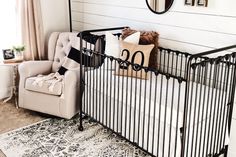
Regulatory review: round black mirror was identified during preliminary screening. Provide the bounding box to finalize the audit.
[146,0,174,14]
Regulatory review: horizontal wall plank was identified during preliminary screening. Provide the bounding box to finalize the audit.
[81,13,236,49]
[81,3,236,35]
[70,0,236,150]
[71,1,83,12]
[71,21,84,31]
[73,0,236,17]
[70,0,236,53]
[71,12,83,22]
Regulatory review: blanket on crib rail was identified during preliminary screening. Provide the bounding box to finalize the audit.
[31,32,105,95]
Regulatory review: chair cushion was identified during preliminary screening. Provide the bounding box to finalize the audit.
[52,32,80,73]
[25,77,63,96]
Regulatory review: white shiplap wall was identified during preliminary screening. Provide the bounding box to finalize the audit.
[70,0,236,54]
[70,0,236,155]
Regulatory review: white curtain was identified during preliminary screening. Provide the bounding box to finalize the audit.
[17,0,45,60]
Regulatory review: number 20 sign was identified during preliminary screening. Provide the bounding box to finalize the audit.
[119,49,145,71]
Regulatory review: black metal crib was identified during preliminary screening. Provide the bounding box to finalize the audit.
[77,27,236,157]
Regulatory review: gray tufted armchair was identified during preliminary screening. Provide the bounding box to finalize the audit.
[18,32,81,119]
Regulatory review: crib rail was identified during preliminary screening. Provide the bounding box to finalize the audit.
[182,47,236,157]
[158,47,191,80]
[82,52,186,157]
[77,27,236,157]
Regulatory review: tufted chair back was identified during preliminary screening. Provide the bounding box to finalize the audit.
[47,32,80,73]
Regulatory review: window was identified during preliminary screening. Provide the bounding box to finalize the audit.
[0,0,21,60]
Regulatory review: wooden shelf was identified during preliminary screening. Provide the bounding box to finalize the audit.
[3,58,23,64]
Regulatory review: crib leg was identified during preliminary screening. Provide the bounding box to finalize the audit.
[78,109,84,131]
[224,145,228,157]
[79,122,83,131]
[78,80,85,131]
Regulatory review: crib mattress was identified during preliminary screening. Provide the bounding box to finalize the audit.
[83,68,226,157]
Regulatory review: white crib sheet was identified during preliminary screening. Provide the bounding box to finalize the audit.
[83,69,226,157]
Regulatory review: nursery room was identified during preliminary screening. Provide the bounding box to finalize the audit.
[0,0,236,157]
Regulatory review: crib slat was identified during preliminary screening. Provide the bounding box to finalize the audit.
[157,74,164,156]
[198,63,208,156]
[102,60,106,124]
[213,62,224,154]
[201,62,213,156]
[190,65,201,157]
[162,76,170,157]
[106,59,109,126]
[185,67,196,157]
[209,63,220,155]
[124,68,129,138]
[121,68,125,135]
[95,55,98,121]
[99,59,102,122]
[92,44,95,118]
[89,46,92,117]
[142,72,148,148]
[112,61,116,130]
[147,72,152,151]
[220,57,232,150]
[174,82,182,157]
[138,70,143,145]
[152,75,158,154]
[194,64,204,157]
[216,60,228,151]
[117,64,120,133]
[205,62,218,156]
[133,70,138,142]
[218,62,229,150]
[222,57,236,150]
[129,67,133,140]
[168,76,176,157]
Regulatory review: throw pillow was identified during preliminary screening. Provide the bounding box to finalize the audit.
[121,28,159,69]
[115,41,154,79]
[105,31,140,58]
[58,35,105,75]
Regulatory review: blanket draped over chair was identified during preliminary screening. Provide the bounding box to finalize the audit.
[31,32,105,95]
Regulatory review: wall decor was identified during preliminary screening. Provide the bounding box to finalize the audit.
[185,0,208,7]
[185,0,195,6]
[197,0,208,7]
[2,49,14,60]
[146,0,174,14]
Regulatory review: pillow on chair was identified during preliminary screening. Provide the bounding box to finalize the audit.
[58,35,104,75]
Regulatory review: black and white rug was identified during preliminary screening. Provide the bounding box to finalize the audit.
[0,116,149,157]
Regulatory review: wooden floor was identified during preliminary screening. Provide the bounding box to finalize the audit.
[0,100,46,157]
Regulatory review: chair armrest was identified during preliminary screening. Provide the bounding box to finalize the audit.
[19,61,53,78]
[64,67,81,87]
[62,67,82,118]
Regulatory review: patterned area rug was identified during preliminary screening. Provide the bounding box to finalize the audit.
[0,116,149,157]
